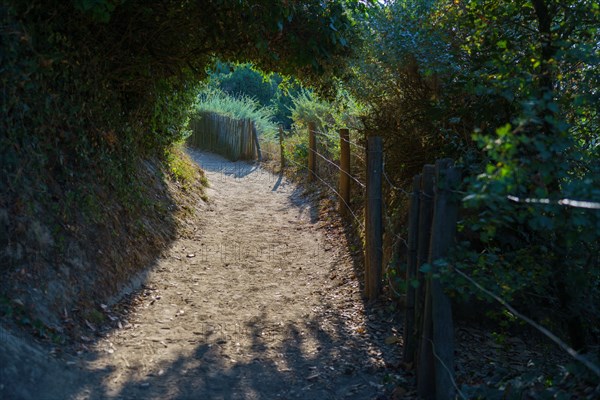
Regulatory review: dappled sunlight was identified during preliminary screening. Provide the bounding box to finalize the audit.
[61,151,402,399]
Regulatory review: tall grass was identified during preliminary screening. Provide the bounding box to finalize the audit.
[193,89,278,138]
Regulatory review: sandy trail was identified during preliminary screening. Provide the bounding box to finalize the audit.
[75,150,402,400]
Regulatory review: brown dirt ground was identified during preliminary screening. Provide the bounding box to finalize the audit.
[1,149,408,400]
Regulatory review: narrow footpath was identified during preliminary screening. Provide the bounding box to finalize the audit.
[12,150,407,400]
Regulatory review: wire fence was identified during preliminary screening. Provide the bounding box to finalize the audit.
[307,163,366,231]
[308,146,366,189]
[454,267,600,377]
[196,119,600,395]
[507,195,600,210]
[401,160,600,398]
[259,126,368,230]
[313,128,366,150]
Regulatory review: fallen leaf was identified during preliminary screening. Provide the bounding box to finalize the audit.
[369,381,384,389]
[385,335,401,345]
[12,298,25,307]
[85,320,96,331]
[306,373,320,381]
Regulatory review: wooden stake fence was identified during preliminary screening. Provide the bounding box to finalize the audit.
[416,165,436,398]
[430,159,460,400]
[188,111,261,161]
[252,123,262,162]
[404,159,460,400]
[402,175,421,364]
[263,125,461,397]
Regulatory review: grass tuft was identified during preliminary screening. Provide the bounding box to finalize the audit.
[193,89,278,139]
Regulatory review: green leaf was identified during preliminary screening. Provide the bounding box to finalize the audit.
[495,123,512,137]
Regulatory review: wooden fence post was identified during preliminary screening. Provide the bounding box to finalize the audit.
[243,119,252,159]
[339,128,351,217]
[403,174,421,363]
[252,121,262,162]
[239,118,246,160]
[418,279,435,400]
[205,113,208,150]
[278,124,285,169]
[209,113,214,153]
[415,165,436,331]
[429,159,460,400]
[365,136,383,300]
[221,115,225,157]
[307,122,316,182]
[416,164,436,400]
[209,113,213,150]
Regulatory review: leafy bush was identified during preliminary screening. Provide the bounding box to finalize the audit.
[289,88,363,132]
[205,61,305,128]
[208,62,279,106]
[345,0,600,350]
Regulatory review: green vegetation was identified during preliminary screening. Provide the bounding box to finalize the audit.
[193,89,278,138]
[1,0,364,259]
[282,88,364,171]
[342,0,600,354]
[332,4,599,393]
[201,61,364,134]
[205,62,303,128]
[195,67,364,171]
[289,88,363,132]
[165,144,208,190]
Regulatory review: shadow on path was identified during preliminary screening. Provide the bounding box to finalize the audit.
[1,150,407,400]
[77,295,401,400]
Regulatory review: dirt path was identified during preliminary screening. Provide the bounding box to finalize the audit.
[67,150,404,399]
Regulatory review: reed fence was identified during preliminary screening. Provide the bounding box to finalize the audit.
[188,111,261,161]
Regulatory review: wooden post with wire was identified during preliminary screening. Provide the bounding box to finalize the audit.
[429,158,460,400]
[339,128,351,217]
[278,124,285,169]
[307,122,316,182]
[403,174,421,364]
[416,164,436,400]
[415,165,435,336]
[365,136,383,300]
